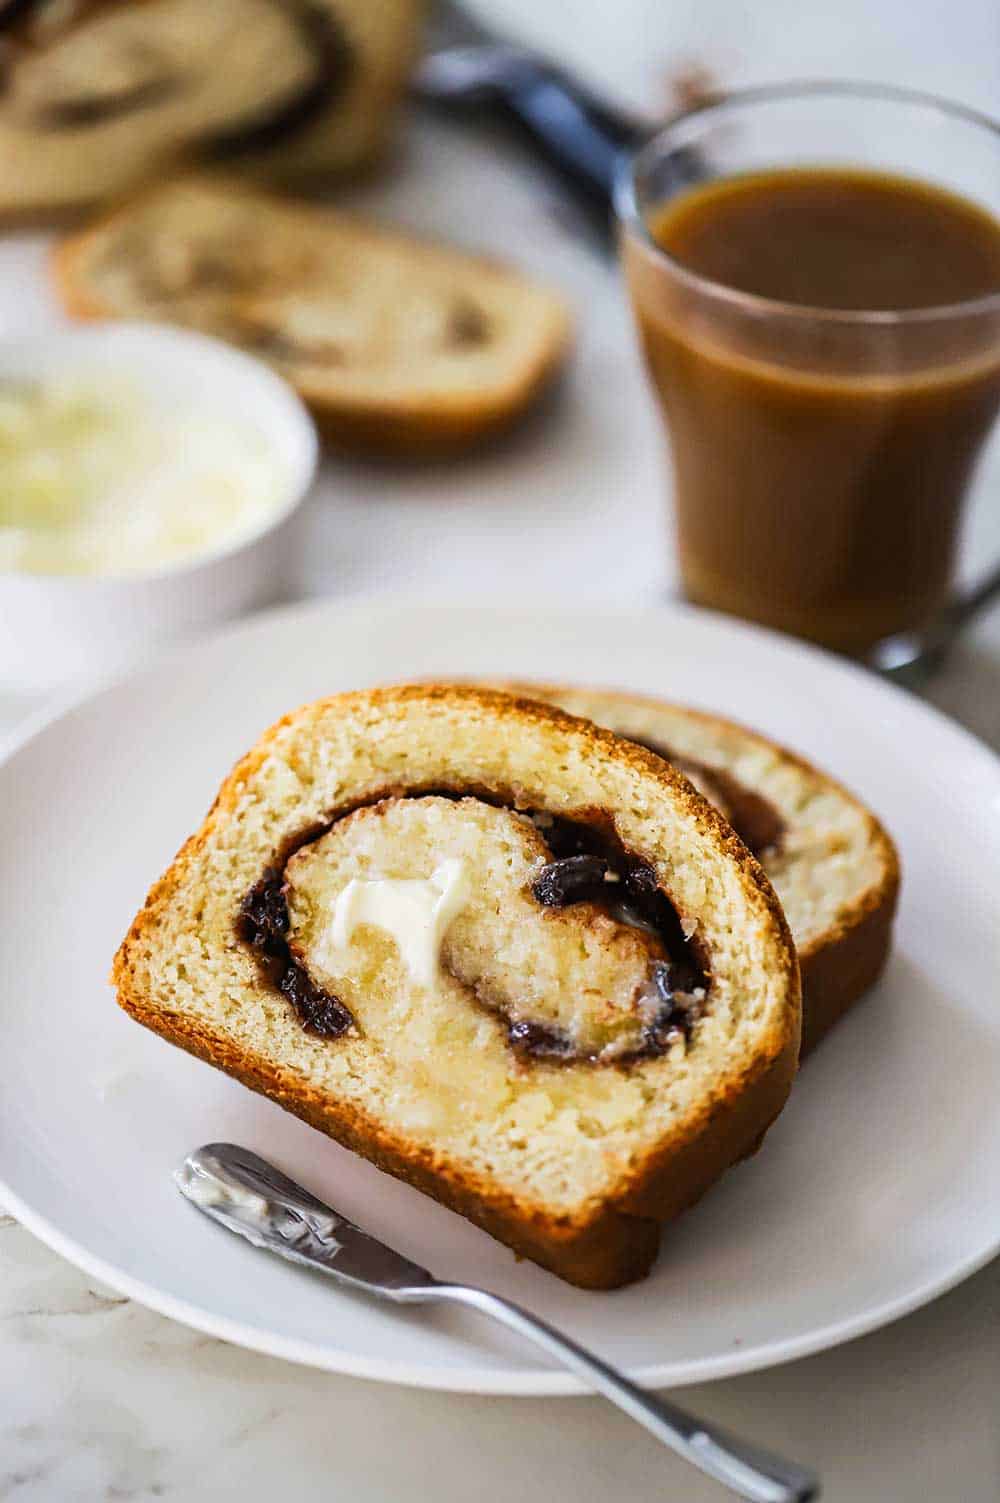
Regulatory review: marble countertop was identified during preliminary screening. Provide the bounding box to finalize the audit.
[2,3,1000,1499]
[2,1208,996,1502]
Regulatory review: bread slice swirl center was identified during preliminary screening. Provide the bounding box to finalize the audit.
[238,794,708,1068]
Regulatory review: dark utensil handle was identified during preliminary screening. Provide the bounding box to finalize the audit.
[497,63,641,215]
[420,48,644,245]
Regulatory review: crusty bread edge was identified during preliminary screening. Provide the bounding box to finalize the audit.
[51,179,574,457]
[485,680,900,1056]
[111,684,801,1289]
[111,992,795,1289]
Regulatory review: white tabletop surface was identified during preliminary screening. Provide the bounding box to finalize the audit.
[2,3,1000,1499]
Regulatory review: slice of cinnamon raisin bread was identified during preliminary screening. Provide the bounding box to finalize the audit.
[496,683,899,1056]
[0,0,421,220]
[112,686,800,1289]
[53,176,572,454]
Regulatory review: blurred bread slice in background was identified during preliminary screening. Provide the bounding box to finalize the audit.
[54,176,573,454]
[0,0,422,220]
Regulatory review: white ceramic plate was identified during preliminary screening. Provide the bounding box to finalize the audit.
[2,599,998,1394]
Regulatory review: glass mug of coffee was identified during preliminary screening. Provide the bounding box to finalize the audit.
[617,84,1000,656]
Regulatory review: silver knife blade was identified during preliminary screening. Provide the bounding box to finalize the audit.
[176,1145,818,1501]
[175,1143,437,1296]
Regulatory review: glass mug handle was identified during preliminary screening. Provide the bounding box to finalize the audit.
[868,560,1000,682]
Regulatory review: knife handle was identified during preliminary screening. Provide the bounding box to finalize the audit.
[498,62,640,220]
[431,1284,819,1503]
[420,49,643,247]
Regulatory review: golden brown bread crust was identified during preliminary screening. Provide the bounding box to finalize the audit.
[112,684,801,1289]
[489,682,900,1058]
[49,222,100,315]
[796,870,897,1055]
[51,183,573,457]
[306,371,567,458]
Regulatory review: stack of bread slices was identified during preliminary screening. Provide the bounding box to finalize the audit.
[113,683,897,1288]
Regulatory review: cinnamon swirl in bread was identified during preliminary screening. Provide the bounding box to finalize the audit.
[496,684,899,1055]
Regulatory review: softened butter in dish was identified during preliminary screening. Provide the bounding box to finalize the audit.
[0,374,290,576]
[0,324,317,688]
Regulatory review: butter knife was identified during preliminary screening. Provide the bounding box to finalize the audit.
[176,1144,819,1503]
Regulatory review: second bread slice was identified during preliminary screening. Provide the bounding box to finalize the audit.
[54,176,573,454]
[496,683,900,1055]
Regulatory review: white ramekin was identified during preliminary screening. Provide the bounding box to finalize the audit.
[0,323,319,689]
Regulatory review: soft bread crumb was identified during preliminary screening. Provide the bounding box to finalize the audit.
[287,796,673,1063]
